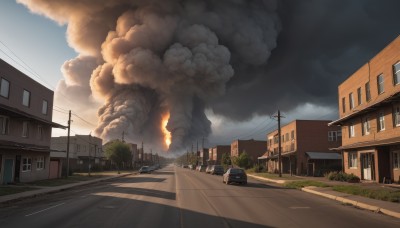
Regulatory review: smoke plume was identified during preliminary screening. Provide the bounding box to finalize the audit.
[19,0,280,153]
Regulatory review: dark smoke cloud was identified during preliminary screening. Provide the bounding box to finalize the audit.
[19,0,280,153]
[20,0,400,153]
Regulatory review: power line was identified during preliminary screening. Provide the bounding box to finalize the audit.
[72,113,97,127]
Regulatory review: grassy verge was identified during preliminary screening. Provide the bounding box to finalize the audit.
[0,186,38,196]
[332,185,400,203]
[284,180,331,189]
[248,172,302,180]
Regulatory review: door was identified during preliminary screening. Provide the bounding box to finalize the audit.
[3,159,14,184]
[49,160,60,179]
[362,153,373,181]
[14,155,21,182]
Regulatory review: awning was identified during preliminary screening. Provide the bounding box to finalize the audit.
[306,152,342,160]
[0,140,50,152]
[258,150,296,159]
[332,136,400,150]
[329,91,400,126]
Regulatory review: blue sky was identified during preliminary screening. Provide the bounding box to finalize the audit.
[0,1,76,90]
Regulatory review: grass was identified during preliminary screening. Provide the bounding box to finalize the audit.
[0,186,38,196]
[332,185,400,203]
[284,180,331,189]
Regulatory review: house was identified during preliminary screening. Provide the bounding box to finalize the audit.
[0,58,65,184]
[208,145,230,165]
[231,139,266,166]
[51,135,104,175]
[329,35,400,183]
[259,120,342,176]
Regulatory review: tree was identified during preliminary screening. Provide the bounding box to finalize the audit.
[233,151,250,169]
[221,152,231,170]
[104,141,132,173]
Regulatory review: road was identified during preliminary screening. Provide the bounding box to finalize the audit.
[0,165,399,228]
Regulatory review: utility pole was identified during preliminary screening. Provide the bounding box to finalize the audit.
[141,141,144,165]
[88,133,91,177]
[273,110,284,177]
[66,110,71,178]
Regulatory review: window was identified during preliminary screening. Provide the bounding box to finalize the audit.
[285,133,289,142]
[394,105,400,127]
[378,112,385,131]
[42,100,48,115]
[328,131,337,141]
[348,152,357,168]
[365,82,371,102]
[393,62,400,85]
[22,157,32,172]
[37,125,43,140]
[291,130,295,140]
[357,87,362,105]
[362,117,370,136]
[36,157,45,170]
[0,115,9,135]
[349,123,355,138]
[394,151,400,169]
[22,89,30,107]
[22,121,29,138]
[337,130,342,138]
[377,74,384,94]
[349,93,354,110]
[0,78,10,98]
[342,97,346,113]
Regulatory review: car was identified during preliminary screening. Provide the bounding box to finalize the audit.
[210,165,224,175]
[222,168,247,185]
[205,165,213,174]
[197,165,207,172]
[139,166,151,174]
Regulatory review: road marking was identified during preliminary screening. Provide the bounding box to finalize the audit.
[25,203,65,217]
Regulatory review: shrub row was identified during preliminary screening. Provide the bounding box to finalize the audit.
[325,171,360,183]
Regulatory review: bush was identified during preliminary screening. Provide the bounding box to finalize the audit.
[252,164,266,173]
[325,171,360,183]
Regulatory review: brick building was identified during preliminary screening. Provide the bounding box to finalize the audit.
[208,145,230,165]
[231,139,266,166]
[0,59,65,184]
[330,35,400,183]
[260,120,342,176]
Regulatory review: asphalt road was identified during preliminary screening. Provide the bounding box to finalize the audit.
[0,165,399,228]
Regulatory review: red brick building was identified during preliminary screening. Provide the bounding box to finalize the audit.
[231,139,266,166]
[330,35,400,183]
[208,145,230,165]
[260,120,342,176]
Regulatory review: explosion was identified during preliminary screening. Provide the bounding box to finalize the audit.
[162,112,172,149]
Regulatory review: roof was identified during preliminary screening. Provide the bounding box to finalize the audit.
[0,140,50,152]
[329,91,400,126]
[0,103,66,129]
[332,136,400,150]
[306,152,342,160]
[258,150,296,159]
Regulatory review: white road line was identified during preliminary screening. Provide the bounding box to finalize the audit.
[25,203,65,217]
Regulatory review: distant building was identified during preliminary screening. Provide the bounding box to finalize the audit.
[51,135,104,174]
[231,139,266,166]
[260,120,342,176]
[0,58,65,184]
[329,35,400,183]
[208,145,230,165]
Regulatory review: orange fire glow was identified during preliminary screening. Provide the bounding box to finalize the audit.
[162,113,171,148]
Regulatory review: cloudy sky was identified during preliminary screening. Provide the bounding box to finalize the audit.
[1,0,400,154]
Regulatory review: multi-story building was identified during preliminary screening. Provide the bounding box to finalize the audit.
[51,135,104,174]
[231,139,266,166]
[329,36,400,183]
[199,148,209,165]
[260,120,342,176]
[208,145,230,165]
[0,59,65,184]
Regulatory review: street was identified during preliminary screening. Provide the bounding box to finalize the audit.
[0,165,399,228]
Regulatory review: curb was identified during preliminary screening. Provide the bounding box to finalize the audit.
[302,187,400,219]
[247,174,287,184]
[0,173,132,204]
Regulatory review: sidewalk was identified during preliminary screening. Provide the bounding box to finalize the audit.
[0,173,131,204]
[248,174,400,219]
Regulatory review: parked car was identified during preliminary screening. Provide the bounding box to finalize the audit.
[197,165,207,172]
[222,168,247,185]
[211,165,224,175]
[205,165,213,174]
[139,166,151,174]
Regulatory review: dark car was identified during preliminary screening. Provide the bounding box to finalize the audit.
[223,168,247,185]
[211,165,224,175]
[139,166,151,174]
